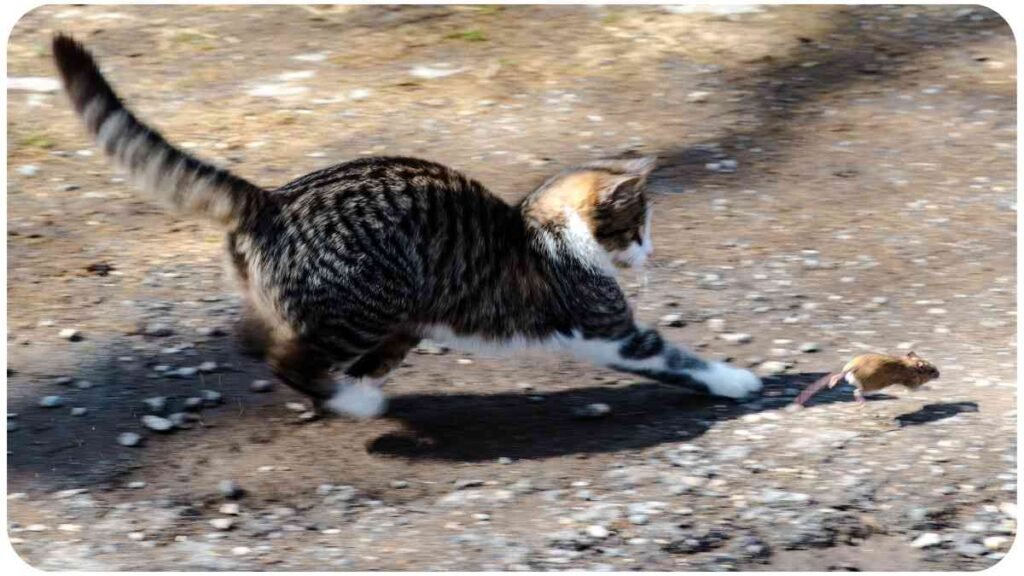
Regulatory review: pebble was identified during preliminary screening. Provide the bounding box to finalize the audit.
[911,533,942,548]
[127,481,147,489]
[196,326,226,337]
[659,314,686,327]
[143,323,174,337]
[26,524,49,532]
[628,514,650,525]
[141,415,174,433]
[39,395,64,408]
[390,480,409,489]
[117,432,142,447]
[183,397,204,411]
[18,165,40,176]
[8,77,61,92]
[285,402,307,413]
[57,524,81,532]
[292,52,328,62]
[409,65,465,80]
[127,532,146,541]
[984,536,1009,550]
[219,480,243,499]
[70,407,87,419]
[231,546,251,556]
[686,91,712,103]
[201,390,223,406]
[142,397,167,414]
[168,412,198,428]
[956,542,988,557]
[586,525,610,538]
[219,503,241,515]
[720,333,753,345]
[209,518,235,531]
[348,88,372,101]
[198,361,218,373]
[799,342,821,353]
[173,367,199,378]
[58,328,82,341]
[454,479,485,490]
[998,502,1016,519]
[414,340,449,355]
[250,379,274,393]
[8,421,18,432]
[758,361,791,375]
[707,318,727,332]
[573,403,611,419]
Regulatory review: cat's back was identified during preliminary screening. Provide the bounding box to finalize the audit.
[274,156,495,214]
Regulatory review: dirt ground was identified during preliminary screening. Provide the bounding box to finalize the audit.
[5,4,1017,571]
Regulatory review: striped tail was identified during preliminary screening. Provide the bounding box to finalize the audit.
[51,34,265,227]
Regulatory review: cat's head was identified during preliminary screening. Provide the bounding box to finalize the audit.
[521,156,657,270]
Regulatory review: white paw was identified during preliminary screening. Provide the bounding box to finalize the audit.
[694,362,763,399]
[326,380,388,419]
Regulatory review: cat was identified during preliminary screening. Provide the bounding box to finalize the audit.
[51,34,762,419]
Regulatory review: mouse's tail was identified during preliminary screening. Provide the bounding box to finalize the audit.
[52,33,266,228]
[793,370,847,407]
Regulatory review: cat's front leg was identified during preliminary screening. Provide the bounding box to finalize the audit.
[569,326,762,400]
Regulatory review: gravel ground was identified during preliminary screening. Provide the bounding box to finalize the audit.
[5,4,1017,570]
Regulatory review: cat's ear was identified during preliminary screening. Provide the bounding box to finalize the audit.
[595,173,644,203]
[584,156,658,178]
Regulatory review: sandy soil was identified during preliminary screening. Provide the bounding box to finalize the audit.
[5,4,1017,570]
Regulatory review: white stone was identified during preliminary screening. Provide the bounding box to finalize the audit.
[720,333,753,344]
[410,65,465,80]
[8,77,61,92]
[911,533,942,548]
[209,518,235,531]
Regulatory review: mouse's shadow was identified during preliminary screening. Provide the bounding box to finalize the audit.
[895,401,979,427]
[369,372,870,461]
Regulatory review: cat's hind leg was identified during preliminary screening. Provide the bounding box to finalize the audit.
[325,332,421,419]
[265,335,338,404]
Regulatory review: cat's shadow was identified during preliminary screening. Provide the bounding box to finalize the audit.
[368,372,879,461]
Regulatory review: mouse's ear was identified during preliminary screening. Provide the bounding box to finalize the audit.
[905,351,919,359]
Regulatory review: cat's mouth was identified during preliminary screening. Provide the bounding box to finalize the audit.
[612,243,650,269]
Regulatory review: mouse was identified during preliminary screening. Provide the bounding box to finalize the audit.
[792,351,940,407]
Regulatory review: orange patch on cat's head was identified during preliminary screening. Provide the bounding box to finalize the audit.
[523,170,604,226]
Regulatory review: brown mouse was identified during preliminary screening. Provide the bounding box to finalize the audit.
[793,351,940,407]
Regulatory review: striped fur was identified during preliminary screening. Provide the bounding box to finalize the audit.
[53,35,761,416]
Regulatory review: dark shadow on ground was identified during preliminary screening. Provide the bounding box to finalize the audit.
[895,401,980,428]
[7,344,843,483]
[366,371,856,462]
[646,6,1009,194]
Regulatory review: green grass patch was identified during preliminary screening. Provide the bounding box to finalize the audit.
[19,133,55,150]
[445,29,488,42]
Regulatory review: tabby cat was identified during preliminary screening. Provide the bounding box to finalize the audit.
[52,35,761,418]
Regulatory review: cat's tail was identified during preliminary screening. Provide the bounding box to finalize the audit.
[51,34,265,227]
